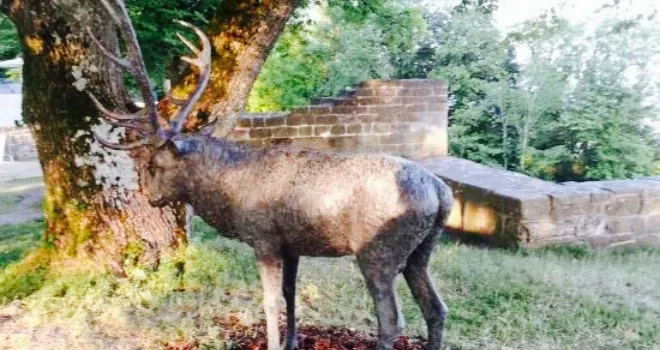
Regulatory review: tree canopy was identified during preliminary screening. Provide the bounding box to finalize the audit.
[1,0,658,182]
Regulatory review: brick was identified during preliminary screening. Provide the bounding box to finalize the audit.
[368,105,402,115]
[269,138,294,146]
[298,126,312,137]
[361,123,374,133]
[230,128,250,141]
[359,135,382,145]
[357,96,402,105]
[315,115,338,125]
[265,116,286,127]
[373,123,392,133]
[291,137,332,150]
[252,117,266,127]
[287,113,314,126]
[336,114,360,124]
[272,127,298,138]
[402,96,434,104]
[242,139,266,148]
[331,106,356,114]
[397,114,422,122]
[237,118,252,128]
[381,144,402,153]
[357,114,379,123]
[331,125,346,135]
[328,136,360,149]
[428,102,448,111]
[249,128,271,139]
[397,88,414,96]
[413,88,434,96]
[355,88,376,97]
[346,124,362,134]
[291,107,310,114]
[314,125,331,136]
[392,123,411,133]
[308,106,332,114]
[404,104,427,113]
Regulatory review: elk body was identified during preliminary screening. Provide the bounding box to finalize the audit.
[87,2,455,349]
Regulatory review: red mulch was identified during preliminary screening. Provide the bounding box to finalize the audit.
[165,315,427,350]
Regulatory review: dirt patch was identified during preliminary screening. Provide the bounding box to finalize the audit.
[165,316,427,350]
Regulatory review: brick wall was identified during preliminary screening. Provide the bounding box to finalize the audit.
[423,157,660,248]
[229,79,449,159]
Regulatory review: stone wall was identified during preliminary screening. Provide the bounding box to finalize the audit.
[423,157,660,248]
[0,126,37,162]
[228,79,449,159]
[0,79,449,162]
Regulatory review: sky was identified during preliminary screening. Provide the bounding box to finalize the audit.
[492,0,659,32]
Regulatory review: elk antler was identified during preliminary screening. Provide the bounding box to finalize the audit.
[86,0,212,150]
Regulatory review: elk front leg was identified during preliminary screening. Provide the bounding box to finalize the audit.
[258,257,283,350]
[283,255,300,350]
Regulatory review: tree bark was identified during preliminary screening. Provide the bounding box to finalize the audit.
[169,0,300,136]
[1,0,189,272]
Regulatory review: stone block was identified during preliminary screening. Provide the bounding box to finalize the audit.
[604,216,645,235]
[291,137,331,150]
[346,124,362,134]
[491,188,552,220]
[358,135,382,145]
[287,113,314,126]
[297,126,312,137]
[547,190,594,219]
[332,105,356,115]
[272,127,298,138]
[331,125,346,135]
[602,194,642,216]
[249,128,271,139]
[265,116,286,127]
[315,115,338,125]
[373,123,392,133]
[314,125,331,136]
[308,106,332,114]
[586,234,635,247]
[328,136,360,150]
[645,214,660,234]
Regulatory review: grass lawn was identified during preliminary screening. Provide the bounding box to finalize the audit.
[0,194,23,215]
[0,219,658,350]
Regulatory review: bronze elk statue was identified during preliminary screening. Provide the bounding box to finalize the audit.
[86,1,454,349]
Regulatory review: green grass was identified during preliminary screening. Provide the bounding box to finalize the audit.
[2,176,44,187]
[0,193,23,214]
[0,219,658,349]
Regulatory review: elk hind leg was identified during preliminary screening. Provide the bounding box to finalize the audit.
[403,229,448,350]
[357,252,405,350]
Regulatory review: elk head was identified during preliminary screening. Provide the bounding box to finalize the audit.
[86,0,212,206]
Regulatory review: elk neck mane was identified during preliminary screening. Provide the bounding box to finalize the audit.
[174,134,254,166]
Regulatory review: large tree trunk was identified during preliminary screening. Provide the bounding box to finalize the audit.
[1,0,298,272]
[170,0,300,136]
[1,0,189,272]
